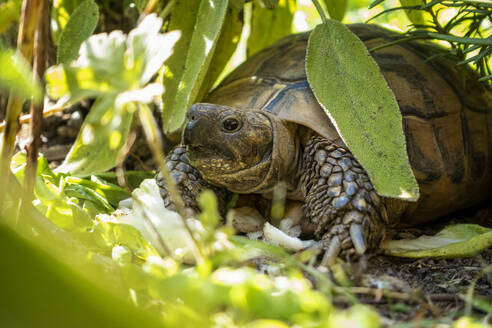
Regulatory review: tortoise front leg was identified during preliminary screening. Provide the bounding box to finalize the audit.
[300,136,387,266]
[156,145,230,215]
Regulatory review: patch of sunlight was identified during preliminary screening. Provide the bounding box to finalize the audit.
[101,109,114,125]
[109,131,122,149]
[399,187,418,201]
[81,124,95,144]
[294,10,310,32]
[212,268,249,285]
[208,0,215,9]
[204,35,214,54]
[274,276,306,292]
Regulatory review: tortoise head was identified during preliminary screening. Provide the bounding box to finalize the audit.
[183,103,276,192]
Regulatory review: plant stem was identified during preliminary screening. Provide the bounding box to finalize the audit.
[23,0,48,207]
[137,103,204,262]
[0,99,69,133]
[160,0,175,21]
[0,0,43,206]
[311,0,328,24]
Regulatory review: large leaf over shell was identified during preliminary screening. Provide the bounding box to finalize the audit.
[162,0,229,134]
[306,21,419,200]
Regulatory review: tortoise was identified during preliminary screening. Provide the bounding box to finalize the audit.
[157,24,492,265]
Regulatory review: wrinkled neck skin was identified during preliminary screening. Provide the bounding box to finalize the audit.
[202,112,300,195]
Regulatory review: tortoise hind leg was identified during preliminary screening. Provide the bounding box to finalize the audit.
[156,145,230,215]
[300,136,387,266]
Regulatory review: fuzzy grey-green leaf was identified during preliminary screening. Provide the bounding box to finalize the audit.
[57,0,99,64]
[306,21,419,200]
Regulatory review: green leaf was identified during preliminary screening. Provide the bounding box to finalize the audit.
[56,96,134,175]
[162,0,229,134]
[247,0,295,57]
[198,190,220,228]
[399,0,428,26]
[306,21,419,200]
[0,0,21,34]
[161,0,200,132]
[118,179,201,262]
[57,0,99,64]
[381,224,492,258]
[46,31,128,102]
[257,0,280,9]
[323,0,348,22]
[93,170,155,190]
[46,14,179,102]
[0,49,41,101]
[197,6,244,100]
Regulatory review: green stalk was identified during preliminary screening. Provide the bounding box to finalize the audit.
[137,103,204,263]
[0,0,43,206]
[22,0,48,209]
[312,0,328,24]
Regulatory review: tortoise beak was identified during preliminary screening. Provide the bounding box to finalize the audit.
[183,104,208,147]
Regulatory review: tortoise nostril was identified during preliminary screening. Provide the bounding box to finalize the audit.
[187,104,202,122]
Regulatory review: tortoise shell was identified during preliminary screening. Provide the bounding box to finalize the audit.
[206,24,492,224]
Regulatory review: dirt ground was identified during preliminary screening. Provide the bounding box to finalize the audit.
[20,106,492,325]
[355,207,492,325]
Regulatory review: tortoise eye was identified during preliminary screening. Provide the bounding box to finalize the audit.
[222,117,241,132]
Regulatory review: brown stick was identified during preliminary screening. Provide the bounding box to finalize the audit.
[0,0,43,203]
[0,101,68,133]
[23,0,48,206]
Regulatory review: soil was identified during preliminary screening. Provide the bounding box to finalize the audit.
[352,207,492,325]
[14,107,492,326]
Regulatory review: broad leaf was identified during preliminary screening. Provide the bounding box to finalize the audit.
[0,0,21,34]
[57,0,99,64]
[162,0,229,134]
[247,0,295,57]
[399,0,428,26]
[381,224,492,258]
[56,96,134,175]
[117,179,201,263]
[0,49,41,101]
[46,15,179,102]
[323,0,348,22]
[197,6,244,100]
[46,30,128,102]
[46,15,179,175]
[257,0,280,9]
[306,21,419,200]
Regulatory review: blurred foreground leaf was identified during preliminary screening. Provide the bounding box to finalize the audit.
[0,48,41,101]
[11,152,129,229]
[57,0,99,63]
[57,96,134,175]
[0,0,21,34]
[46,14,180,175]
[381,224,492,258]
[306,21,419,200]
[162,0,229,134]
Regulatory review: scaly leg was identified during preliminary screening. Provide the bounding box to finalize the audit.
[155,145,230,215]
[300,136,387,266]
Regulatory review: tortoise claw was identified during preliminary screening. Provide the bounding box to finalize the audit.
[320,236,341,267]
[350,222,367,255]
